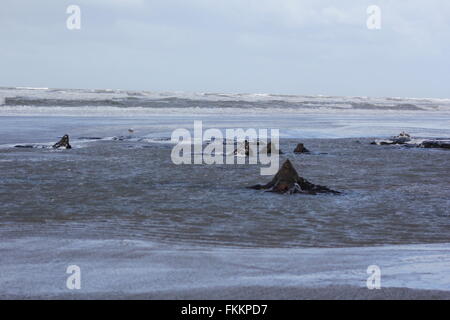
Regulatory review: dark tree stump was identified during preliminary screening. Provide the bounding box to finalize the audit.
[294,143,310,153]
[248,159,340,195]
[53,134,72,149]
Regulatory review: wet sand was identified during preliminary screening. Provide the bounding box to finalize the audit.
[1,238,450,299]
[3,286,450,300]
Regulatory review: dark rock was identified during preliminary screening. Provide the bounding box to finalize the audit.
[248,159,340,195]
[391,132,411,144]
[14,145,34,148]
[261,142,283,155]
[294,143,310,153]
[371,132,411,145]
[112,135,133,141]
[419,140,450,149]
[371,132,450,150]
[53,134,72,149]
[77,137,102,140]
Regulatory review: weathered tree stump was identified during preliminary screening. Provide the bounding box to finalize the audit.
[53,134,72,149]
[248,159,340,194]
[293,143,310,153]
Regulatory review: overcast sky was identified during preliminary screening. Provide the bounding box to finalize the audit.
[0,0,449,98]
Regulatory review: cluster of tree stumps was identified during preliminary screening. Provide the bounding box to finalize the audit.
[232,140,312,155]
[233,140,283,156]
[12,132,448,197]
[370,132,450,149]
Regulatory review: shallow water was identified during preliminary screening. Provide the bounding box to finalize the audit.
[1,136,449,248]
[1,87,449,250]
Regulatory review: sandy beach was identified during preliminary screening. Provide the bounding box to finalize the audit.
[1,237,450,299]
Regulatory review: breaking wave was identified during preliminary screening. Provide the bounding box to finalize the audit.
[1,86,449,115]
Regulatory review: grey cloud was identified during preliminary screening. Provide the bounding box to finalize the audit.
[0,0,449,97]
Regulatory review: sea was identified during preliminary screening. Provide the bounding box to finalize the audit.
[0,86,449,298]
